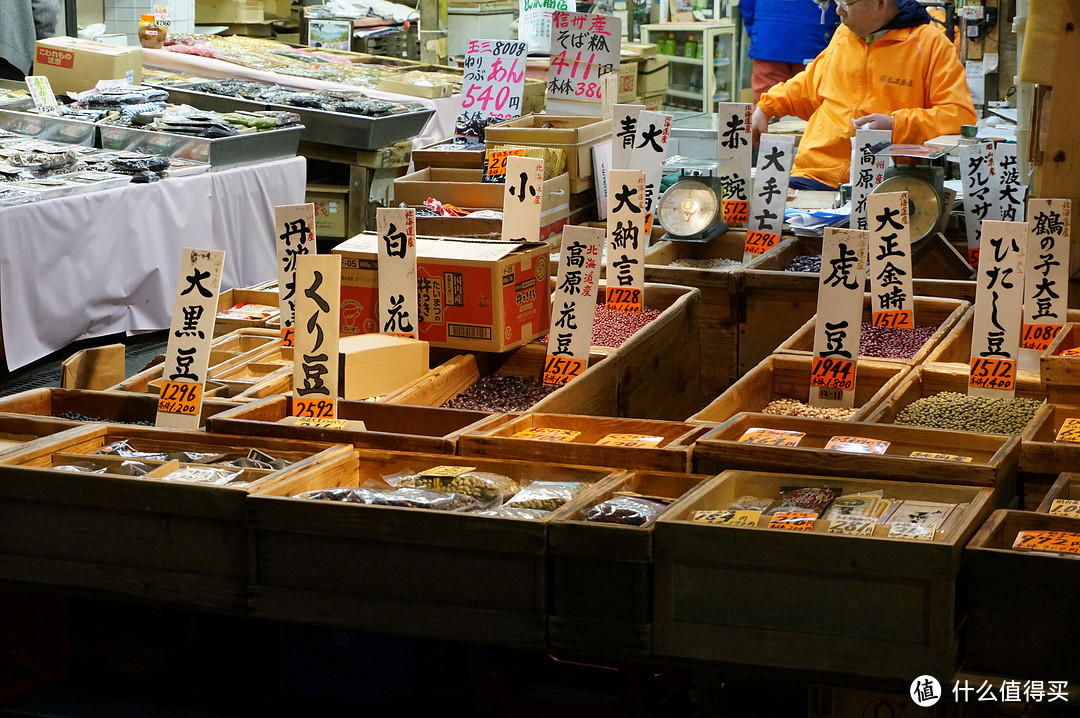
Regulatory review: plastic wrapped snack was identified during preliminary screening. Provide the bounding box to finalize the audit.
[296,487,386,504]
[155,466,245,486]
[93,440,223,463]
[372,487,480,511]
[768,487,839,515]
[394,470,521,507]
[471,507,550,520]
[503,481,583,512]
[584,495,668,526]
[727,495,774,512]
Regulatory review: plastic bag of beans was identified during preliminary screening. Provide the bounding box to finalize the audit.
[296,487,386,504]
[727,495,774,512]
[472,507,550,520]
[392,470,521,508]
[584,495,668,526]
[504,481,584,512]
[766,487,839,515]
[372,487,480,511]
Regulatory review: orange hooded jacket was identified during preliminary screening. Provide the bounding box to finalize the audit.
[757,20,976,189]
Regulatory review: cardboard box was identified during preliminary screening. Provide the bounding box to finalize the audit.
[638,55,670,95]
[640,93,665,112]
[377,76,455,98]
[484,115,611,193]
[618,60,639,103]
[393,167,569,213]
[306,183,348,238]
[411,139,486,171]
[195,0,265,24]
[621,42,658,57]
[33,37,142,97]
[333,235,551,353]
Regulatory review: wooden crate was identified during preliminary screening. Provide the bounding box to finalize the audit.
[0,425,354,613]
[653,470,993,681]
[458,413,711,472]
[963,509,1080,679]
[1035,471,1080,512]
[547,470,710,657]
[208,394,492,454]
[214,287,279,336]
[690,355,908,424]
[385,343,619,417]
[247,450,622,648]
[1020,404,1080,478]
[642,230,745,399]
[1041,321,1080,388]
[775,295,969,368]
[694,413,1019,489]
[411,138,486,171]
[0,388,238,429]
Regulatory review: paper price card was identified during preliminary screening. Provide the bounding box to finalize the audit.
[1023,199,1071,350]
[292,254,341,420]
[969,220,1027,398]
[545,225,604,386]
[1012,530,1080,555]
[595,433,664,448]
[959,141,1000,265]
[888,521,937,541]
[519,0,575,53]
[716,102,753,227]
[810,227,867,407]
[545,11,621,112]
[690,509,761,526]
[295,417,348,429]
[155,248,225,429]
[457,40,529,142]
[501,155,545,243]
[910,451,973,462]
[606,169,647,312]
[1049,499,1080,518]
[867,191,915,330]
[1054,417,1080,443]
[377,207,418,339]
[737,427,805,447]
[512,427,581,442]
[995,143,1026,223]
[611,104,644,171]
[485,148,527,182]
[24,76,58,111]
[627,111,672,234]
[849,128,890,231]
[743,230,781,256]
[827,515,877,536]
[274,203,316,347]
[743,134,795,262]
[768,511,817,531]
[420,465,476,478]
[824,436,890,454]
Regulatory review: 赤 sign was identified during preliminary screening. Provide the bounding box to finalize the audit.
[715,102,752,227]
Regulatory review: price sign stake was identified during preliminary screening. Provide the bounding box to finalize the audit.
[292,254,341,420]
[969,220,1027,397]
[274,203,316,348]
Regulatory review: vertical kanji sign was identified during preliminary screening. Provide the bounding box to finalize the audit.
[606,168,646,313]
[867,191,916,330]
[377,207,418,340]
[456,40,529,143]
[292,254,342,419]
[1022,199,1071,352]
[611,104,643,170]
[520,0,574,54]
[716,102,752,227]
[959,141,999,267]
[849,128,890,231]
[501,155,545,242]
[155,248,225,430]
[274,203,316,348]
[627,109,672,235]
[969,220,1027,398]
[545,11,621,115]
[544,225,605,386]
[743,133,794,261]
[995,143,1026,223]
[810,228,868,409]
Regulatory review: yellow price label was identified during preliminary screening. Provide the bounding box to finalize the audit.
[595,433,665,448]
[1048,499,1080,519]
[1061,347,1080,358]
[810,356,855,391]
[295,417,348,429]
[690,509,761,526]
[1055,417,1080,443]
[723,199,749,225]
[292,396,335,419]
[827,515,877,536]
[512,427,581,442]
[888,521,937,541]
[486,148,526,178]
[420,465,476,478]
[737,427,805,447]
[157,380,203,415]
[1012,529,1080,555]
[910,451,973,462]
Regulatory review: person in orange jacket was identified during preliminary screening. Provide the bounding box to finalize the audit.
[750,0,976,190]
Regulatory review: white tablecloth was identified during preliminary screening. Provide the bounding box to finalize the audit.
[0,156,306,369]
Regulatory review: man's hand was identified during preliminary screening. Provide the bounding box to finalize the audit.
[751,106,770,147]
[853,113,894,131]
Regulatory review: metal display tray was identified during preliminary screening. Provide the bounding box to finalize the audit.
[0,108,98,147]
[98,123,304,167]
[157,83,435,150]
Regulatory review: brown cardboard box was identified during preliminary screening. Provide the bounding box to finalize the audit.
[411,139,486,171]
[638,54,670,95]
[641,93,665,111]
[621,42,658,57]
[377,76,455,98]
[333,235,551,353]
[33,37,142,97]
[618,60,639,103]
[306,183,349,238]
[484,115,611,193]
[393,167,570,212]
[338,334,429,400]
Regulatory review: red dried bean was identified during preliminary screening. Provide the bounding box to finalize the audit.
[591,304,662,348]
[442,374,556,412]
[859,321,940,359]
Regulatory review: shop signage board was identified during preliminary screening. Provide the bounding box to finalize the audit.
[1021,199,1070,353]
[810,227,868,409]
[968,220,1026,398]
[715,102,752,227]
[543,225,605,386]
[520,0,575,53]
[155,248,225,429]
[611,103,644,170]
[274,203,316,348]
[545,10,621,115]
[867,191,916,330]
[743,133,794,261]
[606,168,647,312]
[376,207,419,340]
[849,128,891,231]
[457,40,529,142]
[501,155,545,242]
[995,143,1026,223]
[292,254,342,420]
[24,76,58,111]
[627,109,672,234]
[959,141,999,266]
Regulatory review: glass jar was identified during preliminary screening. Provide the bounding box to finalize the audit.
[138,14,167,50]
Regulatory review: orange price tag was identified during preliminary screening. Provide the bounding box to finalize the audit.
[810,356,855,390]
[1049,499,1080,519]
[157,380,202,416]
[1012,529,1080,555]
[1054,417,1080,443]
[281,326,295,347]
[512,427,581,442]
[595,433,664,448]
[968,357,1016,391]
[967,247,979,268]
[486,148,526,179]
[744,230,781,255]
[292,396,336,419]
[824,435,890,454]
[723,199,749,225]
[1062,347,1080,358]
[871,309,913,330]
[737,427,805,447]
[606,286,643,313]
[1021,323,1062,351]
[643,213,653,236]
[543,355,586,387]
[768,511,817,531]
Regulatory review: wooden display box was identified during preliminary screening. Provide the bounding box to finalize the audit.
[547,470,709,657]
[385,343,619,416]
[653,470,994,681]
[0,414,90,457]
[247,450,622,648]
[208,394,492,454]
[215,287,280,336]
[963,508,1080,679]
[0,388,237,429]
[411,139,486,171]
[1035,471,1080,512]
[643,230,745,399]
[0,425,354,613]
[1019,404,1080,478]
[694,413,1019,489]
[458,413,711,473]
[1041,321,1080,390]
[776,295,969,368]
[484,115,611,193]
[689,355,908,424]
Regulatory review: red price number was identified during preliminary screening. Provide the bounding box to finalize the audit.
[293,397,335,419]
[157,380,202,415]
[872,309,913,329]
[281,326,295,347]
[744,230,781,255]
[1021,323,1062,351]
[810,356,855,390]
[462,83,515,113]
[607,287,642,313]
[723,199,749,225]
[543,355,586,387]
[969,357,1015,391]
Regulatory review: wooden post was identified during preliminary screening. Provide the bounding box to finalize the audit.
[419,0,448,65]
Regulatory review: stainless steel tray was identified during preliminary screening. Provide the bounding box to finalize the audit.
[157,83,435,150]
[97,123,303,167]
[0,108,98,146]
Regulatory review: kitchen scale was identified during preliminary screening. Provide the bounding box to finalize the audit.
[656,156,730,242]
[868,144,954,245]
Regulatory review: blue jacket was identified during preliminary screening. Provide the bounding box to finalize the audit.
[740,0,840,65]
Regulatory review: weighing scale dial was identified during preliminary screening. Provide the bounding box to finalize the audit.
[657,176,727,241]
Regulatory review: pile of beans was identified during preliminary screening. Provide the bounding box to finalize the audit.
[859,322,940,359]
[784,255,822,273]
[893,391,1041,435]
[669,257,741,271]
[54,411,153,426]
[442,374,556,412]
[762,397,857,420]
[591,304,662,348]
